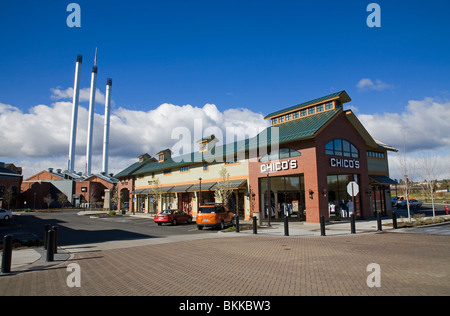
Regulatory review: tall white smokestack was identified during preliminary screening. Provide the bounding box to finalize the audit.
[102,78,112,175]
[85,49,98,176]
[68,55,83,173]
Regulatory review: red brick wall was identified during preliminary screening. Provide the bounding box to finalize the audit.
[117,177,134,212]
[249,110,371,223]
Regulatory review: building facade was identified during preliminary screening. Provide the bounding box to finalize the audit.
[0,162,23,209]
[116,91,397,223]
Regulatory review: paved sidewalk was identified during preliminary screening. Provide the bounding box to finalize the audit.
[1,230,449,296]
[4,216,450,270]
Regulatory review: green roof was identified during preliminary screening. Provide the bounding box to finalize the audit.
[131,108,342,176]
[115,156,154,178]
[264,90,350,120]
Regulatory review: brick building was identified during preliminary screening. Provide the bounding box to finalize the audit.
[0,162,23,209]
[116,91,397,223]
[21,168,117,209]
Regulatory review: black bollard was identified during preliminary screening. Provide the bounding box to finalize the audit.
[44,224,51,250]
[377,211,383,232]
[1,235,13,274]
[284,216,289,236]
[351,214,356,234]
[235,215,240,233]
[46,230,55,262]
[253,216,257,234]
[392,211,398,229]
[52,226,59,254]
[320,215,326,236]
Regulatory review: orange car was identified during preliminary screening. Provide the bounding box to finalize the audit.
[196,205,235,230]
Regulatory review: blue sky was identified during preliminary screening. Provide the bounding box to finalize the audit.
[1,0,449,179]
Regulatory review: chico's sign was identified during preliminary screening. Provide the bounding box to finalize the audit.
[330,158,360,169]
[260,160,298,173]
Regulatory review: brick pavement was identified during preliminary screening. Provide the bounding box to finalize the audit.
[0,232,449,296]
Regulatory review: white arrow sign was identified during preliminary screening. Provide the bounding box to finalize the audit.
[347,181,359,197]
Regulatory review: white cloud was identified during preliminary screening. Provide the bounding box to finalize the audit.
[0,97,267,178]
[3,90,449,181]
[50,87,106,105]
[358,97,450,152]
[358,97,450,180]
[357,78,393,92]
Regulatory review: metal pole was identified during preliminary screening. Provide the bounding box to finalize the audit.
[284,215,289,237]
[253,216,257,234]
[351,214,356,234]
[377,211,383,232]
[46,230,55,262]
[320,215,326,236]
[267,172,271,227]
[392,211,398,229]
[235,215,240,233]
[52,226,59,254]
[44,224,51,249]
[1,235,13,274]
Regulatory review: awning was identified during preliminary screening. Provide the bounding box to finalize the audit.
[133,186,174,194]
[210,179,247,190]
[187,182,217,192]
[160,186,174,193]
[169,184,194,193]
[131,188,147,195]
[369,175,397,185]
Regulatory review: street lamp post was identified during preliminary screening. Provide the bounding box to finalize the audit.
[199,177,202,207]
[267,171,271,227]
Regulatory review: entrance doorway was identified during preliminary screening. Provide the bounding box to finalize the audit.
[259,174,305,221]
[327,174,361,219]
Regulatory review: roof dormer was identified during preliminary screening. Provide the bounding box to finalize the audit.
[157,149,172,162]
[197,135,219,153]
[138,153,151,163]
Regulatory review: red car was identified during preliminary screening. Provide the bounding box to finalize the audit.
[154,209,192,226]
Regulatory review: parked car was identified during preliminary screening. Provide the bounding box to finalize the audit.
[397,199,423,209]
[0,208,13,221]
[391,196,402,206]
[196,205,235,230]
[154,209,192,226]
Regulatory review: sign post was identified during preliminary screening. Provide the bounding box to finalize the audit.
[347,182,359,218]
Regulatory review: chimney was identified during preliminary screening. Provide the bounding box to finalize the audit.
[86,49,98,176]
[68,55,83,173]
[102,78,112,175]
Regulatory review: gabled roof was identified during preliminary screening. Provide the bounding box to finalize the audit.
[115,155,154,178]
[0,165,22,178]
[132,109,343,176]
[84,173,118,184]
[264,90,351,120]
[267,108,341,144]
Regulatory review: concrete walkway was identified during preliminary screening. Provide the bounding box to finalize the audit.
[3,215,450,274]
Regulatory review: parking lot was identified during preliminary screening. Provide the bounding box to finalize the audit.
[0,210,217,249]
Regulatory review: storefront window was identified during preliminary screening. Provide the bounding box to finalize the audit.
[327,174,360,219]
[259,174,305,221]
[325,139,359,158]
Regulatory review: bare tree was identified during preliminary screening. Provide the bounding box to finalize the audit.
[396,141,416,223]
[417,152,440,218]
[57,193,69,208]
[150,177,163,214]
[2,186,14,210]
[43,194,54,209]
[215,167,233,210]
